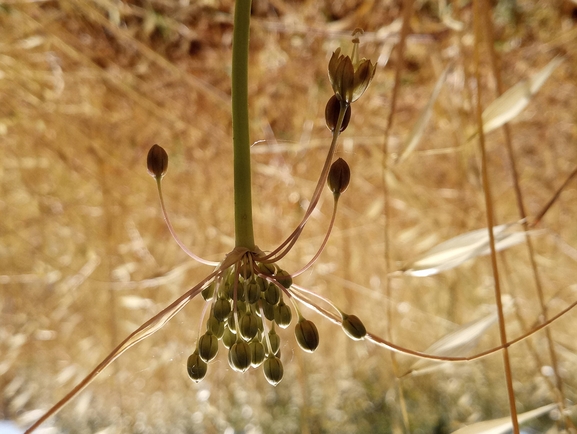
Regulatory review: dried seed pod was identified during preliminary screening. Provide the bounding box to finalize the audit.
[341,314,367,340]
[222,326,236,349]
[325,94,351,132]
[213,298,231,322]
[246,282,260,304]
[263,356,284,386]
[275,269,293,289]
[274,300,292,329]
[266,328,281,356]
[239,311,259,341]
[147,144,168,179]
[228,340,251,372]
[295,319,319,353]
[206,316,225,339]
[198,331,219,362]
[250,340,265,367]
[187,351,208,383]
[327,158,351,196]
[265,283,281,305]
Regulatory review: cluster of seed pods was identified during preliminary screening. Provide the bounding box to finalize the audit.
[187,258,319,386]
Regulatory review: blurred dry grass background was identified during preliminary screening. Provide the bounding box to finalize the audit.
[1,0,577,432]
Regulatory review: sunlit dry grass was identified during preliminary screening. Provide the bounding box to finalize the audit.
[1,0,577,432]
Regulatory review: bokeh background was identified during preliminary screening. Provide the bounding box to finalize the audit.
[1,0,577,432]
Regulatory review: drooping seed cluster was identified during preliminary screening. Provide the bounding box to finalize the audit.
[187,253,319,386]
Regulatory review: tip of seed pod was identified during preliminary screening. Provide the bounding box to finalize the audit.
[147,144,168,179]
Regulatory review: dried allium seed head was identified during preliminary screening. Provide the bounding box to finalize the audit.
[328,158,351,196]
[263,356,284,386]
[341,314,367,340]
[228,341,251,372]
[187,351,208,383]
[325,94,351,132]
[147,144,168,179]
[295,319,319,353]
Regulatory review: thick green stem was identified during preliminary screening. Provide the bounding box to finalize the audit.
[232,0,255,250]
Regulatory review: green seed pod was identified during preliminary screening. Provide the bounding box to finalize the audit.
[206,316,225,339]
[295,319,319,353]
[327,158,351,196]
[228,340,251,372]
[250,340,266,367]
[265,283,281,305]
[263,356,284,386]
[275,269,293,289]
[258,262,276,276]
[187,351,207,383]
[147,144,168,179]
[255,276,267,292]
[198,331,219,362]
[266,328,281,356]
[262,300,276,321]
[227,311,238,331]
[341,314,367,340]
[213,298,231,322]
[246,282,260,304]
[239,311,259,341]
[223,325,236,349]
[274,300,292,329]
[325,94,351,132]
[201,281,215,301]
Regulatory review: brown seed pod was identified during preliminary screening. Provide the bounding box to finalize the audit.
[325,94,351,132]
[327,158,351,196]
[147,144,168,179]
[341,314,367,340]
[187,351,208,383]
[295,319,319,353]
[263,356,284,386]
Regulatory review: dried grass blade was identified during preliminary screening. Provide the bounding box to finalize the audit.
[396,64,451,164]
[451,403,557,434]
[401,222,533,277]
[23,271,217,433]
[481,56,563,135]
[404,309,500,376]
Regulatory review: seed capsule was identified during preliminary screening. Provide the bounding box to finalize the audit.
[239,311,259,341]
[213,298,231,322]
[147,144,168,179]
[341,314,367,340]
[265,283,281,305]
[295,319,319,353]
[223,326,236,349]
[206,316,225,339]
[275,269,293,289]
[266,328,281,356]
[201,282,215,301]
[228,340,251,372]
[274,300,292,329]
[198,331,219,362]
[187,351,208,382]
[262,300,276,321]
[327,158,351,196]
[246,282,260,304]
[250,340,266,367]
[263,356,284,386]
[325,94,351,132]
